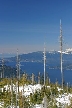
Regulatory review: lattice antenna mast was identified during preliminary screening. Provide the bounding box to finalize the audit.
[60,19,63,89]
[44,43,46,86]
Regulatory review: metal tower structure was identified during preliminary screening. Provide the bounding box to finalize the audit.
[43,43,46,86]
[60,19,63,89]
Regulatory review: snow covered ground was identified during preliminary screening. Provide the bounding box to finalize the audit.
[0,84,72,108]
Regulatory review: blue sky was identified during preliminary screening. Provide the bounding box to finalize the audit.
[0,0,72,54]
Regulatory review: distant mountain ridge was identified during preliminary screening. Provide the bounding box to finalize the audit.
[0,51,72,78]
[4,50,72,60]
[4,51,59,62]
[3,51,72,68]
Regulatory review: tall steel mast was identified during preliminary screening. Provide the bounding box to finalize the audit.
[60,19,63,89]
